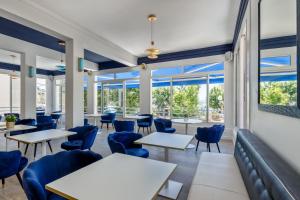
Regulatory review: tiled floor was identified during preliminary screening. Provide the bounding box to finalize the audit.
[0,127,234,200]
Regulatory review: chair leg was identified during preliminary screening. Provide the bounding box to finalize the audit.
[208,143,211,152]
[107,123,109,129]
[47,141,53,153]
[216,143,221,153]
[18,141,20,149]
[24,144,29,155]
[16,173,23,188]
[196,140,200,151]
[147,127,150,134]
[137,127,140,133]
[2,179,4,187]
[34,144,38,158]
[101,123,103,129]
[142,127,144,133]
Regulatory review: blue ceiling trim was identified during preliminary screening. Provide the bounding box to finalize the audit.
[260,35,296,50]
[137,44,233,65]
[0,62,64,76]
[84,49,110,64]
[232,0,249,49]
[98,60,128,70]
[0,17,65,53]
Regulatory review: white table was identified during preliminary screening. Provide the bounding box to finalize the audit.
[135,132,193,199]
[172,118,202,149]
[6,129,75,156]
[46,153,177,200]
[0,125,37,151]
[85,114,102,126]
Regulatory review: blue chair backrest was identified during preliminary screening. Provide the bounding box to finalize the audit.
[138,114,153,125]
[154,118,172,131]
[107,112,116,120]
[50,113,61,120]
[84,118,89,125]
[0,150,22,178]
[23,150,102,200]
[196,124,225,143]
[114,120,135,132]
[36,116,53,124]
[107,132,142,154]
[11,119,37,136]
[36,116,56,131]
[68,125,98,150]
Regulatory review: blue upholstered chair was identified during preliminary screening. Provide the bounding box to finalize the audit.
[23,150,102,200]
[195,124,225,152]
[84,118,89,126]
[137,114,153,134]
[154,118,176,133]
[11,119,36,150]
[108,132,149,158]
[100,112,116,129]
[61,125,98,151]
[31,116,57,157]
[113,120,135,132]
[50,113,61,124]
[0,150,28,187]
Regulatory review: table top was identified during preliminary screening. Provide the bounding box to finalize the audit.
[172,118,202,124]
[135,132,193,150]
[125,115,149,120]
[46,153,177,200]
[84,114,102,117]
[0,125,36,132]
[6,129,75,144]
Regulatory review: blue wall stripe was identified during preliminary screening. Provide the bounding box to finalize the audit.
[0,62,64,76]
[232,0,249,49]
[137,44,232,65]
[260,35,296,50]
[98,60,128,70]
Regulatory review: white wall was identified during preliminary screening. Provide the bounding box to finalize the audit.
[236,0,300,173]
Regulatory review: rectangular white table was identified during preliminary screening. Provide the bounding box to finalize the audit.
[6,129,75,156]
[135,132,193,199]
[46,153,177,200]
[0,125,37,151]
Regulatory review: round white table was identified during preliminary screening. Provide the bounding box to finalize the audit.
[171,118,202,149]
[85,114,102,126]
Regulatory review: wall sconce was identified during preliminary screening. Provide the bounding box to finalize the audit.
[28,66,36,78]
[78,57,84,72]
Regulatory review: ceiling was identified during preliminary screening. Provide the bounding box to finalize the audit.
[28,0,241,57]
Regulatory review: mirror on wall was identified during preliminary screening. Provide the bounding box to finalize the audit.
[259,0,300,117]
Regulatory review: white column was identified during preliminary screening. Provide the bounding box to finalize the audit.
[139,67,152,114]
[224,58,234,139]
[46,77,53,114]
[65,39,84,129]
[87,73,97,114]
[20,53,36,119]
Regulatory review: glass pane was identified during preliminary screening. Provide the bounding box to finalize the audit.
[36,78,47,111]
[96,74,114,81]
[172,77,207,120]
[209,74,224,122]
[83,76,88,113]
[116,71,140,79]
[12,76,20,114]
[152,78,171,118]
[97,83,102,113]
[55,85,61,111]
[152,66,182,77]
[103,82,123,115]
[125,80,140,116]
[61,84,65,112]
[184,63,224,74]
[0,74,11,115]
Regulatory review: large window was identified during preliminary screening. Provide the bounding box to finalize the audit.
[36,78,47,111]
[125,80,140,116]
[83,75,88,113]
[0,73,20,115]
[151,63,224,122]
[55,79,65,112]
[103,82,123,115]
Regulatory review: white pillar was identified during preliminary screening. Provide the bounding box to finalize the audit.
[224,58,234,139]
[65,39,84,129]
[87,73,97,114]
[139,67,152,114]
[20,53,36,119]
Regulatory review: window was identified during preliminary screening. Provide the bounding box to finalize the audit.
[151,62,224,122]
[83,75,88,113]
[97,82,102,113]
[125,80,140,116]
[36,78,47,111]
[55,79,65,112]
[116,71,139,79]
[103,82,123,115]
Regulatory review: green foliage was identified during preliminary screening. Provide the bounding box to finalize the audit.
[126,88,139,114]
[260,81,296,106]
[5,115,17,122]
[152,87,171,112]
[84,89,87,112]
[209,86,224,110]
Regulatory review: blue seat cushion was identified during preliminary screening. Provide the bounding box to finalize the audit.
[126,148,149,158]
[61,140,83,150]
[165,128,176,133]
[138,122,151,127]
[18,157,28,171]
[48,194,67,200]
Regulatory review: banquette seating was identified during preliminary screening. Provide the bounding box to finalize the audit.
[188,129,300,200]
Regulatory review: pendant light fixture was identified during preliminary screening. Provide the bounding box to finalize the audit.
[146,14,160,59]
